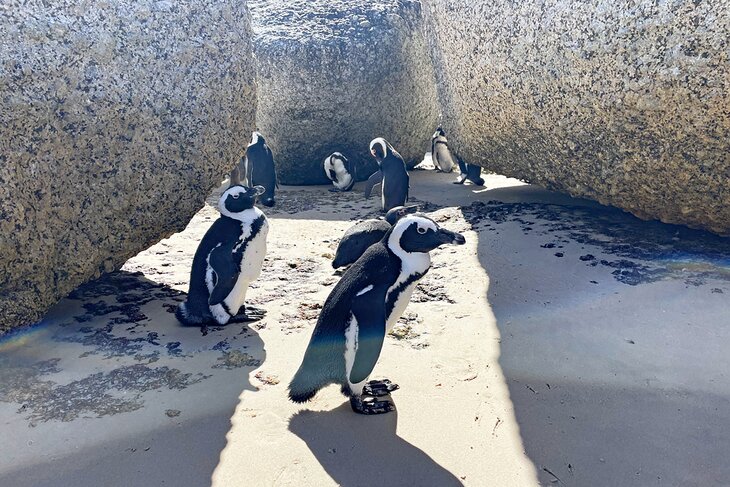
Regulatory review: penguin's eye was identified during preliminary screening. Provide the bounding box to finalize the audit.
[232,193,240,199]
[417,227,427,235]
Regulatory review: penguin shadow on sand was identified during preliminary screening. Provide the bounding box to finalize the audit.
[288,403,463,486]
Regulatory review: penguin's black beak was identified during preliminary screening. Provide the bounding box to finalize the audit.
[438,228,466,245]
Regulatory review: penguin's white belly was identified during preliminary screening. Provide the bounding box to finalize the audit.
[381,177,386,209]
[223,221,269,315]
[386,282,418,332]
[344,315,367,396]
[334,172,352,190]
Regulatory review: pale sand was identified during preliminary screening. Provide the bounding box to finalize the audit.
[1,167,729,486]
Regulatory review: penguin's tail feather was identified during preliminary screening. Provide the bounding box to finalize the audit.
[288,367,321,403]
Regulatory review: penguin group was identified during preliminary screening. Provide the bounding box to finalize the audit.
[177,128,472,415]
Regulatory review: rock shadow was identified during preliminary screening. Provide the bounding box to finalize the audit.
[460,199,730,486]
[0,270,267,487]
[289,403,463,487]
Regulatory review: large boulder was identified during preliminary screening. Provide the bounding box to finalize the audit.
[250,0,439,185]
[423,0,730,235]
[0,1,257,332]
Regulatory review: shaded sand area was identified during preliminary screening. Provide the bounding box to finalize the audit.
[1,168,729,486]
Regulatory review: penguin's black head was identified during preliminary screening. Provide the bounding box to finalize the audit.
[369,137,389,161]
[219,185,265,217]
[388,215,466,254]
[384,205,420,225]
[250,131,265,146]
[432,127,446,140]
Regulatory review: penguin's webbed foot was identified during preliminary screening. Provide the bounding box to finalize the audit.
[350,395,394,415]
[453,174,467,185]
[363,379,399,397]
[228,306,266,323]
[328,187,341,193]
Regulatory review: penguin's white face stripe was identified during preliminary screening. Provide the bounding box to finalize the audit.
[249,131,260,146]
[386,215,433,312]
[356,285,374,296]
[369,137,388,158]
[432,130,440,139]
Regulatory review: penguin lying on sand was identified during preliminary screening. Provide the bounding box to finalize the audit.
[241,131,278,207]
[332,205,419,269]
[323,152,356,192]
[431,127,456,173]
[368,137,409,212]
[176,171,269,326]
[289,214,466,414]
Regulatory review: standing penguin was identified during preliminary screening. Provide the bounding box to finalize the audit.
[241,131,278,207]
[288,214,466,414]
[176,181,269,326]
[431,127,456,173]
[454,155,485,186]
[323,152,356,192]
[369,137,409,212]
[332,205,419,269]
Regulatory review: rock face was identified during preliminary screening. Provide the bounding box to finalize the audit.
[0,1,257,332]
[423,0,730,235]
[250,0,439,185]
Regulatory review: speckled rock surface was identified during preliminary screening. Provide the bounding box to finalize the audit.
[423,0,730,235]
[0,1,257,332]
[250,0,439,184]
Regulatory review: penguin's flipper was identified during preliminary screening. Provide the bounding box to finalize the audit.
[349,284,388,385]
[363,171,383,199]
[207,244,240,306]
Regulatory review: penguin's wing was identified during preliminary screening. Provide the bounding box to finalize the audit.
[363,170,382,199]
[349,283,389,384]
[207,243,240,306]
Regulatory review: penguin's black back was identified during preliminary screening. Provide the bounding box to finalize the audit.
[247,140,277,205]
[289,241,401,402]
[332,219,390,268]
[381,152,409,211]
[185,216,243,316]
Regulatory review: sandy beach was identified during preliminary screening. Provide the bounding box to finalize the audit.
[1,166,729,486]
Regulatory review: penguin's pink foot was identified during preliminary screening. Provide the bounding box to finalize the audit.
[363,379,399,397]
[350,395,394,415]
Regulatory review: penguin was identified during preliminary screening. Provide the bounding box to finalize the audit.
[241,131,278,207]
[332,205,419,269]
[288,214,466,414]
[454,155,485,186]
[176,181,269,326]
[369,137,409,212]
[431,127,456,173]
[323,152,356,192]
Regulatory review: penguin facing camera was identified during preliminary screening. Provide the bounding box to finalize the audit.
[368,137,410,212]
[323,152,356,192]
[454,155,485,186]
[176,174,269,327]
[332,205,419,269]
[240,131,278,207]
[431,127,456,173]
[288,214,466,414]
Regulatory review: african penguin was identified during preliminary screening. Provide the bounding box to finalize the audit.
[454,155,485,186]
[431,127,456,173]
[323,152,356,192]
[241,131,278,207]
[369,137,409,212]
[331,205,419,269]
[288,214,466,414]
[176,183,269,326]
